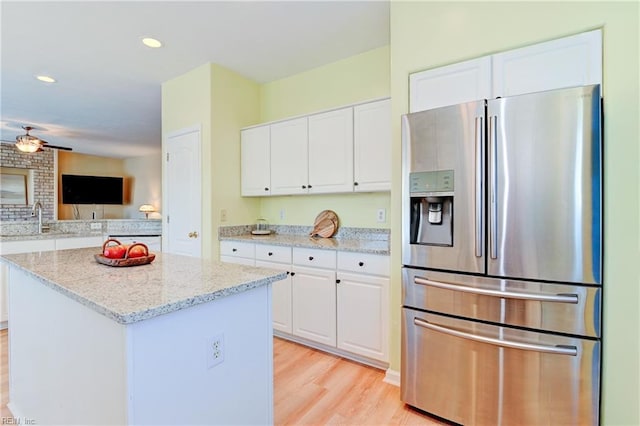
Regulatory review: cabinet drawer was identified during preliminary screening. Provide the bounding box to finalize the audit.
[255,244,291,264]
[293,247,336,269]
[338,251,389,276]
[219,241,255,258]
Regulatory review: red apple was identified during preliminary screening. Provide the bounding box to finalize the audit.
[127,244,148,258]
[104,244,126,259]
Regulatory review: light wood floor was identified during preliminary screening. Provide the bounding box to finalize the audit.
[274,337,447,425]
[0,329,445,425]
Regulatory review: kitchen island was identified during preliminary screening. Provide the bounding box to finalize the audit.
[0,247,286,425]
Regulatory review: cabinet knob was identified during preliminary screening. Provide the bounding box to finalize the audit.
[358,261,364,267]
[308,256,314,261]
[336,279,341,284]
[308,184,313,189]
[232,248,237,252]
[354,182,359,186]
[264,187,269,191]
[286,271,290,275]
[302,185,307,189]
[290,272,296,276]
[268,252,273,256]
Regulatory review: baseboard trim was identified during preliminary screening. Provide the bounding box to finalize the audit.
[383,368,400,387]
[273,331,389,370]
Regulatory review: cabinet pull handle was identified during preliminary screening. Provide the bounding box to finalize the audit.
[268,252,273,256]
[336,279,341,284]
[308,256,314,261]
[358,261,364,267]
[290,272,296,276]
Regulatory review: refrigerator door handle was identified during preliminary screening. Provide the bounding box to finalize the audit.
[413,277,579,304]
[475,116,484,258]
[489,115,498,259]
[413,317,578,356]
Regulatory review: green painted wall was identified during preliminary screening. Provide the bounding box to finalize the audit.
[258,46,391,227]
[162,63,261,260]
[389,2,639,425]
[210,64,262,258]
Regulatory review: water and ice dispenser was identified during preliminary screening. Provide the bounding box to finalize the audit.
[409,170,454,246]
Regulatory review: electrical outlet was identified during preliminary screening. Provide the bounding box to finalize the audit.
[376,208,386,223]
[220,209,228,222]
[90,222,102,230]
[279,209,285,220]
[207,333,224,369]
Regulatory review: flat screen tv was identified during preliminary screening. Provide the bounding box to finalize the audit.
[62,174,124,205]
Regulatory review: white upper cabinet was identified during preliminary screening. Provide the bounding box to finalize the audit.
[240,126,271,196]
[353,99,391,192]
[307,107,354,194]
[270,117,309,195]
[410,56,492,112]
[492,29,602,98]
[240,98,391,196]
[410,30,602,114]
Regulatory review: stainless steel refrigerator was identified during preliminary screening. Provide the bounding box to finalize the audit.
[401,84,602,425]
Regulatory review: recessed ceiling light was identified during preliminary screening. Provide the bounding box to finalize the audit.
[36,75,56,83]
[142,37,162,48]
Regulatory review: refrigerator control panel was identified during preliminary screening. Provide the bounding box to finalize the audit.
[410,170,454,194]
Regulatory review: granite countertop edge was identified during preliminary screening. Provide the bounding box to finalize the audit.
[219,234,390,255]
[1,255,287,325]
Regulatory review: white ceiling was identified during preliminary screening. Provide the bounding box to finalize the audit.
[0,1,389,158]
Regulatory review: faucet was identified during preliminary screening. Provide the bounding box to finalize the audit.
[31,201,44,234]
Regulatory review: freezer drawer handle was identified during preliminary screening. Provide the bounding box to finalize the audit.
[414,277,578,304]
[413,318,577,356]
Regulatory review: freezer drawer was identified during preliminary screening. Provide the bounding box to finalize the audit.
[401,308,600,426]
[403,267,600,338]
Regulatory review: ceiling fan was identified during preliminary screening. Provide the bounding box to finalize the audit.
[0,126,72,153]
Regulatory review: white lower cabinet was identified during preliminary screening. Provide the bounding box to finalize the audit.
[256,244,292,334]
[55,236,104,250]
[291,265,336,346]
[336,251,389,362]
[219,240,389,364]
[219,241,255,266]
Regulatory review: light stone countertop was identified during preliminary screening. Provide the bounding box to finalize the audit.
[0,231,105,242]
[1,248,286,325]
[219,233,390,255]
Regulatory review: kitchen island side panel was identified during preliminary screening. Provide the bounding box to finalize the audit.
[128,283,274,425]
[8,265,274,425]
[8,266,128,425]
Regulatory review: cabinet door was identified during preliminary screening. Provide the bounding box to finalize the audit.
[241,125,271,196]
[353,99,391,192]
[307,108,354,194]
[410,56,492,112]
[291,265,336,346]
[492,29,602,98]
[55,236,104,250]
[337,271,389,361]
[256,260,292,334]
[270,117,309,195]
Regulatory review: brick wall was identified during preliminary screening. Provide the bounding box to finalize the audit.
[0,145,55,221]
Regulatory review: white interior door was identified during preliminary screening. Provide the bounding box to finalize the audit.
[164,127,201,257]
